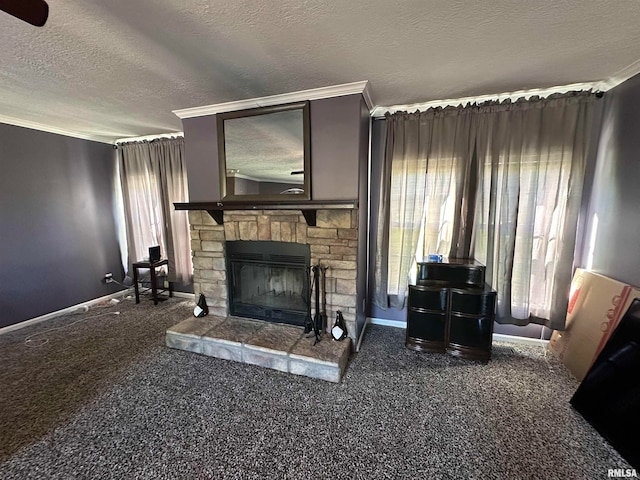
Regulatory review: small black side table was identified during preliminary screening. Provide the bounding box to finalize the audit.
[132,259,173,305]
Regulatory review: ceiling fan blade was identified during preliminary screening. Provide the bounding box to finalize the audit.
[0,0,49,27]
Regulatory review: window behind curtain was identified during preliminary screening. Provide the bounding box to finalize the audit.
[387,157,458,292]
[119,138,192,285]
[473,150,570,321]
[380,92,596,328]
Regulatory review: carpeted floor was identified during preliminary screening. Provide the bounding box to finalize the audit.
[0,296,631,479]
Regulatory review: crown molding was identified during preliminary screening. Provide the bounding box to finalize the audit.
[596,58,640,92]
[173,81,372,119]
[360,81,374,111]
[0,114,114,144]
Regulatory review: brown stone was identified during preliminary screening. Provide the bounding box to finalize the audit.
[199,269,226,281]
[212,258,226,271]
[209,306,228,317]
[306,237,349,246]
[201,282,227,299]
[191,239,201,252]
[192,256,214,269]
[224,222,237,241]
[316,254,347,260]
[238,221,258,241]
[188,210,203,226]
[195,251,225,258]
[189,229,200,240]
[227,215,258,222]
[200,230,226,241]
[228,210,263,216]
[335,278,357,295]
[317,210,352,229]
[257,216,271,240]
[271,222,281,241]
[330,269,357,280]
[295,222,307,244]
[307,227,338,239]
[325,260,356,270]
[330,246,357,256]
[201,212,218,225]
[329,293,357,308]
[310,245,330,254]
[263,214,300,222]
[338,228,358,240]
[280,222,293,242]
[202,241,224,252]
[325,278,336,293]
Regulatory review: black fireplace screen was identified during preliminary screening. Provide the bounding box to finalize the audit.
[226,241,310,326]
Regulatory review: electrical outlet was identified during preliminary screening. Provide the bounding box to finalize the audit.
[104,273,113,284]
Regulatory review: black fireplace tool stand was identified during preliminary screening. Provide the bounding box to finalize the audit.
[304,264,325,345]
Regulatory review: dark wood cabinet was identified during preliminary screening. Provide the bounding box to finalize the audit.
[406,259,496,361]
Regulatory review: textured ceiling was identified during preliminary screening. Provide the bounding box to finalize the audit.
[2,0,640,143]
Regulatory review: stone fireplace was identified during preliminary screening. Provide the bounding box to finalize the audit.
[188,208,359,339]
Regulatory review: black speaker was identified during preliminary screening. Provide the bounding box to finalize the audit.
[149,246,161,262]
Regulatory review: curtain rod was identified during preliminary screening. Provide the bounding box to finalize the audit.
[371,81,603,118]
[114,132,184,146]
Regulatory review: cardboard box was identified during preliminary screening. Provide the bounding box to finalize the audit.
[548,268,640,381]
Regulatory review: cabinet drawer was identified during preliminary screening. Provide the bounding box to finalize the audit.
[448,314,493,349]
[407,310,447,343]
[450,289,496,316]
[408,285,448,312]
[417,263,485,287]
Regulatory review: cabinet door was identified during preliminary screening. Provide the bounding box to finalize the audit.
[408,285,448,311]
[450,289,496,316]
[448,314,493,350]
[407,309,447,343]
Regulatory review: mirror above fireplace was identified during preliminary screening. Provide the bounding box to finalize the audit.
[217,101,311,202]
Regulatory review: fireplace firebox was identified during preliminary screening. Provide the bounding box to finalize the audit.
[226,241,311,326]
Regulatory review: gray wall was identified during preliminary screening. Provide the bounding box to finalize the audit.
[583,73,640,286]
[0,124,124,328]
[310,95,361,200]
[355,97,370,341]
[183,115,220,202]
[182,94,363,202]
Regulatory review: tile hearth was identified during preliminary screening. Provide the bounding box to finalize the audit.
[165,317,352,382]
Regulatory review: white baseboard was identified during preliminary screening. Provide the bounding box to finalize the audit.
[492,333,549,347]
[368,317,407,328]
[172,291,195,300]
[367,317,549,346]
[0,289,133,336]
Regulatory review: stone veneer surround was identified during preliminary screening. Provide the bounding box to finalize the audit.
[188,209,359,339]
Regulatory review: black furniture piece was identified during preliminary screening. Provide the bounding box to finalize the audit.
[571,298,640,469]
[132,258,173,305]
[406,259,496,361]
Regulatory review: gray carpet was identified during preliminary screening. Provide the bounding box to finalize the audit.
[0,297,631,479]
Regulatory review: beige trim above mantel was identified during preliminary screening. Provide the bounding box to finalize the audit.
[174,200,358,227]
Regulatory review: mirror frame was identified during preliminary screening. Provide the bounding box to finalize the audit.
[216,100,311,202]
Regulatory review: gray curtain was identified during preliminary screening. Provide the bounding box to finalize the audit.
[119,137,192,284]
[373,106,474,309]
[373,92,597,329]
[471,94,596,329]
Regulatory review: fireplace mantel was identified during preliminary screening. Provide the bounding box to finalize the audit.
[174,200,358,226]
